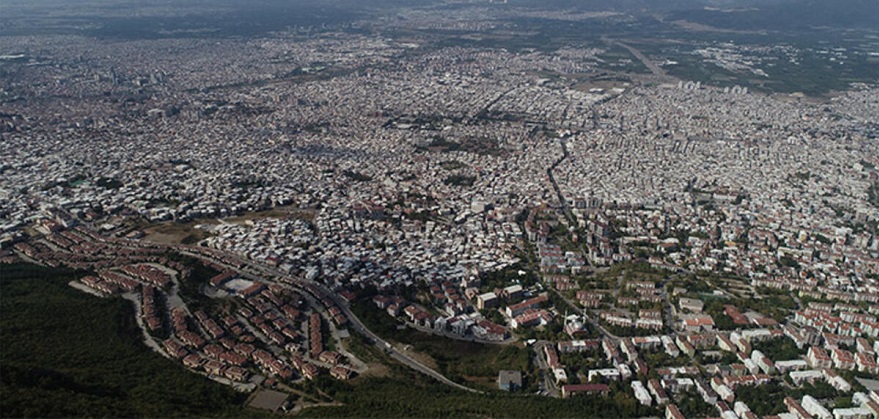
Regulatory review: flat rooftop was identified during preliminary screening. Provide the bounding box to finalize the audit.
[248,389,289,412]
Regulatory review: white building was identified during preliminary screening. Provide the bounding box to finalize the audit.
[631,381,652,406]
[588,368,621,382]
[790,370,824,386]
[776,359,809,373]
[832,407,871,419]
[801,395,832,419]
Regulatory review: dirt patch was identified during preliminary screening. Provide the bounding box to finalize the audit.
[141,206,317,244]
[357,362,391,379]
[394,343,439,371]
[142,221,215,245]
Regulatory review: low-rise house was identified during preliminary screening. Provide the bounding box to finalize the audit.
[561,384,609,398]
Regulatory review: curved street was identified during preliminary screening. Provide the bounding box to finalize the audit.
[178,247,481,394]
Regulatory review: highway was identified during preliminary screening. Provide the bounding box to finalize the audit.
[63,206,481,394]
[177,247,481,394]
[603,37,669,79]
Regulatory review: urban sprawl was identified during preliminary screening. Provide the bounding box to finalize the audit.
[2,9,879,419]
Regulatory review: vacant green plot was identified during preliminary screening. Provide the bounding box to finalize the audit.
[301,368,658,418]
[352,301,529,391]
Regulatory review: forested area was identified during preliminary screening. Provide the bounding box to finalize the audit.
[0,263,252,417]
[312,300,659,417]
[1,261,662,418]
[302,373,658,418]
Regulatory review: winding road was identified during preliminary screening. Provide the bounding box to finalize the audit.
[178,248,481,394]
[61,206,479,394]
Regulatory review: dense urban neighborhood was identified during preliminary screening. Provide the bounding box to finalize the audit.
[2,0,879,417]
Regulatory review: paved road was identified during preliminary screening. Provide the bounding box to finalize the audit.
[532,340,560,398]
[605,38,668,78]
[66,219,481,394]
[548,288,620,340]
[409,323,517,345]
[68,280,105,298]
[66,216,473,390]
[178,248,481,394]
[546,138,576,225]
[335,301,480,393]
[119,292,168,355]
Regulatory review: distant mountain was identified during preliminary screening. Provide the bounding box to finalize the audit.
[664,0,879,30]
[512,0,707,12]
[507,0,876,29]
